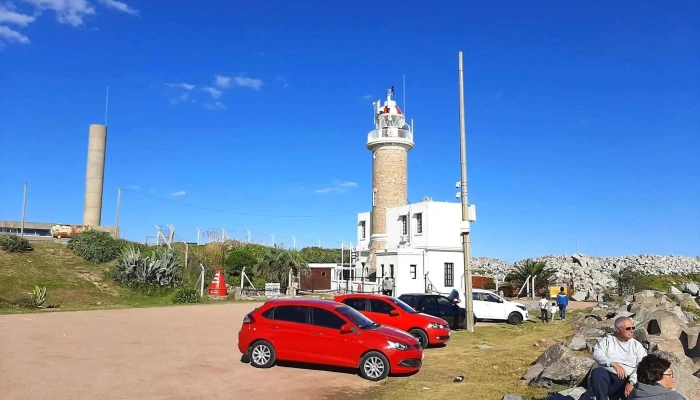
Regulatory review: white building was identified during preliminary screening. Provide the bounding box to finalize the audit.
[355,199,474,299]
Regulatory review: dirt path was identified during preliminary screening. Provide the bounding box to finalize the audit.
[0,303,374,400]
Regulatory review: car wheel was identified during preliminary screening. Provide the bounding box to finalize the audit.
[248,340,276,368]
[507,312,523,325]
[359,351,390,381]
[409,328,429,349]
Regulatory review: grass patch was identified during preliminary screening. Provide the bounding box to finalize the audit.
[368,320,578,400]
[635,275,698,292]
[0,241,238,314]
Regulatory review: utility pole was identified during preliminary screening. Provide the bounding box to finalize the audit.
[458,51,475,333]
[20,182,27,238]
[115,188,122,238]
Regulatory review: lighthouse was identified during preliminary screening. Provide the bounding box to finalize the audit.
[366,87,414,274]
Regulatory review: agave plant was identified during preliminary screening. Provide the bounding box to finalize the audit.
[113,245,181,288]
[31,285,47,308]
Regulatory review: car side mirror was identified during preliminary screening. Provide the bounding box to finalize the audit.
[389,309,399,317]
[498,299,504,303]
[340,324,353,334]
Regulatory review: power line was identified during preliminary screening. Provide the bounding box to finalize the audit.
[121,188,357,218]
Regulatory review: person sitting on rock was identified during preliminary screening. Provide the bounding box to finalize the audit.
[590,316,648,399]
[628,354,685,400]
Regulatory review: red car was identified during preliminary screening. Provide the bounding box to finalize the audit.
[334,293,451,349]
[237,298,424,381]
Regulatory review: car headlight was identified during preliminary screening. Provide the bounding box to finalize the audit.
[427,322,448,329]
[387,340,410,351]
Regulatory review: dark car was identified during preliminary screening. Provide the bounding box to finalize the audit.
[398,293,467,330]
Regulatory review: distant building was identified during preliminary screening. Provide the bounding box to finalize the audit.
[0,220,58,241]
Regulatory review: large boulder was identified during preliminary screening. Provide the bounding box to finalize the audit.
[524,344,595,388]
[568,335,587,351]
[646,310,685,341]
[681,282,700,296]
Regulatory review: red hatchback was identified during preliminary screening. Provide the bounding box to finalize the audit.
[237,298,424,381]
[334,294,451,349]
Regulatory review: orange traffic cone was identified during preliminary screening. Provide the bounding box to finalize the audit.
[208,267,228,300]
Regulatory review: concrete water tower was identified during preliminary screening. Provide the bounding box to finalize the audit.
[83,124,107,227]
[367,87,414,273]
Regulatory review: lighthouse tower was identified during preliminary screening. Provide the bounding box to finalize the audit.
[366,87,414,274]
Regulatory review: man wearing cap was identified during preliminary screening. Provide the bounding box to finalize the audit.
[590,316,648,399]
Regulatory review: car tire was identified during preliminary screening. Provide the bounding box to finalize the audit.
[359,351,391,381]
[507,312,523,325]
[409,328,429,349]
[248,340,276,368]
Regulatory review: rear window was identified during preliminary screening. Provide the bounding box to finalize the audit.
[263,305,309,324]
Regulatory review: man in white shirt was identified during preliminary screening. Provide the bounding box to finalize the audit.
[591,316,647,399]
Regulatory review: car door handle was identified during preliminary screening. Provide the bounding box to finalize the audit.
[313,332,323,336]
[270,326,280,330]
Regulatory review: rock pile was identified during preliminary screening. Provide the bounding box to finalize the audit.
[510,288,700,399]
[473,254,700,302]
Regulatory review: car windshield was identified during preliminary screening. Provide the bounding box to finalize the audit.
[389,297,418,313]
[336,305,377,329]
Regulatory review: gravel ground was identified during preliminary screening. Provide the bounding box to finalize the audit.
[0,303,373,400]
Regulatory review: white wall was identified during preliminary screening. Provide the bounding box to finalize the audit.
[382,200,463,250]
[425,250,466,296]
[357,211,371,251]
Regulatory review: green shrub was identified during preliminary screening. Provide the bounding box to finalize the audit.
[483,281,497,290]
[110,245,182,288]
[172,286,202,304]
[0,234,33,253]
[68,230,121,263]
[30,285,47,308]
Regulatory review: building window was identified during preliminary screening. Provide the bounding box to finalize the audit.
[390,264,394,278]
[400,215,407,235]
[372,189,377,207]
[410,264,417,279]
[381,264,384,277]
[416,213,423,234]
[444,263,454,287]
[360,221,366,239]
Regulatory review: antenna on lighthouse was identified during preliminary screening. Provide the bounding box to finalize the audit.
[403,74,406,116]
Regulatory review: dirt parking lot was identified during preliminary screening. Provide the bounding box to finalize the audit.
[0,303,374,400]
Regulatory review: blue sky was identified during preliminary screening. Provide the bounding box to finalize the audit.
[0,1,698,262]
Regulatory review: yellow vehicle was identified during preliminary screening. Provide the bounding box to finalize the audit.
[549,286,570,299]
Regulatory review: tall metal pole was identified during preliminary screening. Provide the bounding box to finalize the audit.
[458,51,475,333]
[20,182,27,238]
[115,188,122,238]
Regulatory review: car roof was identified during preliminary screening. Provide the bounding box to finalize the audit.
[335,293,392,300]
[262,298,344,308]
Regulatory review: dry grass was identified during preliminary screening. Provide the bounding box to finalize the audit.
[369,319,582,400]
[0,241,239,314]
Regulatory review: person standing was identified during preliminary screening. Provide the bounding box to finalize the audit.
[539,293,549,323]
[383,276,394,296]
[556,286,569,320]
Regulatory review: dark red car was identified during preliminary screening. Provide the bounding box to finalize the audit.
[237,298,424,381]
[334,293,451,349]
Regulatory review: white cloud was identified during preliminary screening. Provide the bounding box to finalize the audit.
[215,75,231,89]
[0,7,36,26]
[234,75,263,90]
[165,82,194,90]
[169,92,190,105]
[0,25,30,44]
[361,94,373,99]
[203,101,225,110]
[171,190,186,196]
[315,180,358,194]
[22,0,96,27]
[202,86,222,99]
[97,0,137,15]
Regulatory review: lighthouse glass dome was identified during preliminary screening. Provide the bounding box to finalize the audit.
[367,89,414,151]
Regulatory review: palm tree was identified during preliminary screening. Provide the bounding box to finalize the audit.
[252,247,309,289]
[505,259,557,295]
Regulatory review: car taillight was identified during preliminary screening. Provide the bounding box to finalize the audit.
[243,313,254,324]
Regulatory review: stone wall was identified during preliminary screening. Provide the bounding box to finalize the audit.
[473,254,700,300]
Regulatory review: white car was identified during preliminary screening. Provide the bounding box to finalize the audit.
[454,288,529,325]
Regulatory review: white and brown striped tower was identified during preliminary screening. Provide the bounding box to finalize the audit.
[366,87,414,274]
